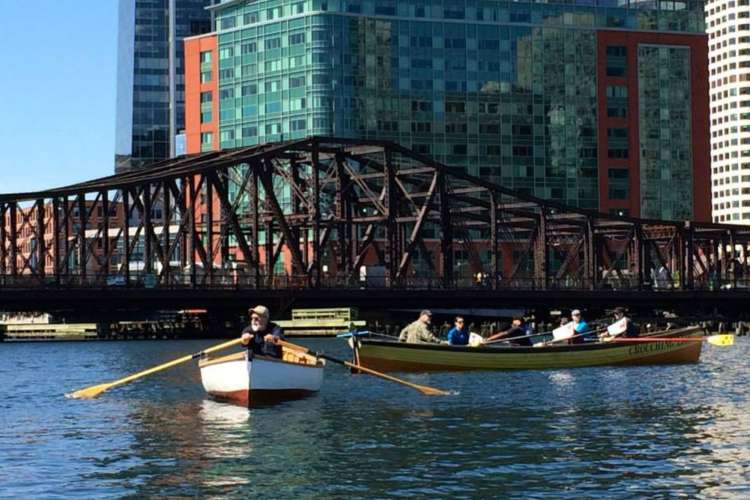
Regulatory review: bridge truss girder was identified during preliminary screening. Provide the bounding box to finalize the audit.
[1,136,750,292]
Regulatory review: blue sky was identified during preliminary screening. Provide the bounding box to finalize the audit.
[0,1,117,194]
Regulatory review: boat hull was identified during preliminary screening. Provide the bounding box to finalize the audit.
[355,326,703,372]
[199,349,324,407]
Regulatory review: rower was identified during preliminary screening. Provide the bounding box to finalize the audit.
[447,316,470,346]
[601,307,639,340]
[569,309,593,344]
[240,305,285,358]
[486,317,532,346]
[398,310,444,344]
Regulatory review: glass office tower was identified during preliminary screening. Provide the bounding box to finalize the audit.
[115,0,214,173]
[206,0,709,219]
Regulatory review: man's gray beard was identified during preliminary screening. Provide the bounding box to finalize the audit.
[250,324,261,332]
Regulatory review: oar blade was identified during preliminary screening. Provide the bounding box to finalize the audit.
[415,384,452,396]
[707,334,735,347]
[67,383,113,399]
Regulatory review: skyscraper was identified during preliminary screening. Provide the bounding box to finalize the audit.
[707,0,750,223]
[115,0,214,173]
[185,0,710,220]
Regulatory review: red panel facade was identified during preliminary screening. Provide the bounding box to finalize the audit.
[184,33,218,155]
[596,31,710,222]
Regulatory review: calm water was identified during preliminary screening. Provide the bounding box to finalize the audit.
[1,337,749,498]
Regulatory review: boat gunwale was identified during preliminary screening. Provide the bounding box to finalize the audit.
[199,349,325,369]
[357,326,704,354]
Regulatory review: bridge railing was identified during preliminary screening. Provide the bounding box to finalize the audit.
[2,272,747,292]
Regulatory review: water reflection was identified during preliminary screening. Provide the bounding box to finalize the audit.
[1,338,749,497]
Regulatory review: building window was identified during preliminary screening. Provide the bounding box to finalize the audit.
[291,118,307,131]
[219,46,234,59]
[267,7,282,20]
[242,126,258,138]
[606,46,627,77]
[200,71,212,83]
[220,16,236,30]
[199,51,211,64]
[607,128,628,139]
[289,97,306,111]
[220,87,234,100]
[265,123,281,135]
[289,75,306,88]
[265,80,280,93]
[608,148,629,159]
[200,132,213,152]
[608,168,630,200]
[241,83,257,96]
[607,106,627,118]
[289,33,305,45]
[265,59,282,72]
[243,12,258,25]
[606,86,627,99]
[201,111,212,124]
[241,42,257,54]
[265,37,281,50]
[200,91,212,104]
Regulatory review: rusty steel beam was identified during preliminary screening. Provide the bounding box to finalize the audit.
[259,162,306,275]
[0,137,747,293]
[396,172,438,279]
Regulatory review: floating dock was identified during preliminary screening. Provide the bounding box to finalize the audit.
[276,308,366,337]
[1,323,99,341]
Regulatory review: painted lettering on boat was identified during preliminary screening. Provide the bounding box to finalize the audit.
[627,341,670,356]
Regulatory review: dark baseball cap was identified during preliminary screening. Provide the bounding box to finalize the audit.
[420,309,432,317]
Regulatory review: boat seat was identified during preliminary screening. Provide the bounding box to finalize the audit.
[282,348,316,365]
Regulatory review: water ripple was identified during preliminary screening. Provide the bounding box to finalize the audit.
[0,338,748,498]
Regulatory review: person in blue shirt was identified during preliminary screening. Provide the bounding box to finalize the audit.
[446,316,470,346]
[569,309,594,344]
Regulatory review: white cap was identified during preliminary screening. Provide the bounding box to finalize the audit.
[571,309,581,316]
[249,305,270,319]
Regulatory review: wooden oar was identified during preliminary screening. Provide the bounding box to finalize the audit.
[68,338,243,399]
[612,334,734,346]
[543,328,606,346]
[279,340,450,396]
[484,329,554,346]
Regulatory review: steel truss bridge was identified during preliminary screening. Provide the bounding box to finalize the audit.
[1,137,750,314]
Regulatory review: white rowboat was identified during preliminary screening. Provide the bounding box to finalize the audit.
[199,347,325,407]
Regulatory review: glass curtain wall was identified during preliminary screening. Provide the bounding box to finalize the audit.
[213,0,704,208]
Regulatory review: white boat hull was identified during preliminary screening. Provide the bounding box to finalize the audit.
[199,349,324,407]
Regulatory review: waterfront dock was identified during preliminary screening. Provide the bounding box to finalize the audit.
[276,308,366,337]
[0,322,99,342]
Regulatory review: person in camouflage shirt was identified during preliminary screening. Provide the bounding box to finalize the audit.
[398,310,443,344]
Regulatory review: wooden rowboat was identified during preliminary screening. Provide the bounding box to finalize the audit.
[352,326,703,372]
[199,346,325,407]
